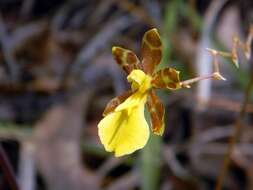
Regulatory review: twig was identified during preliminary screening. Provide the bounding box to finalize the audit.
[214,62,253,190]
[180,70,225,89]
[0,144,20,190]
[180,74,215,88]
[208,25,253,68]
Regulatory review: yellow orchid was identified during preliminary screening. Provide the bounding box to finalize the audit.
[97,26,228,156]
[98,28,182,157]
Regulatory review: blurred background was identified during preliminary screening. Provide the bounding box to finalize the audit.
[0,0,252,190]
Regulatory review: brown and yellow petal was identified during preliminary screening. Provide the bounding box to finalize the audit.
[147,90,165,135]
[112,46,140,74]
[103,90,133,116]
[141,28,162,75]
[151,68,181,90]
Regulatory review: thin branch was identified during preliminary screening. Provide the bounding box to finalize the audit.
[180,72,225,89]
[180,74,214,88]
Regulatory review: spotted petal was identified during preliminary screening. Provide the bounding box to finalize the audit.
[147,90,165,135]
[141,28,162,75]
[103,90,133,116]
[112,46,140,74]
[151,68,181,90]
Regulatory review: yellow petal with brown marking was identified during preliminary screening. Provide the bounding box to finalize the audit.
[141,28,162,75]
[147,90,165,135]
[151,68,181,90]
[112,46,140,74]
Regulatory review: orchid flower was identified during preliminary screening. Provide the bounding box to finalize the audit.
[98,28,225,157]
[98,28,182,157]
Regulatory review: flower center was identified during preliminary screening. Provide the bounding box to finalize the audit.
[127,69,152,93]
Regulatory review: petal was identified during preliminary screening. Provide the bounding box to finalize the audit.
[112,46,140,74]
[103,90,133,116]
[151,67,181,90]
[141,28,162,75]
[147,90,165,135]
[127,69,152,93]
[115,91,147,112]
[98,95,149,157]
[127,69,146,90]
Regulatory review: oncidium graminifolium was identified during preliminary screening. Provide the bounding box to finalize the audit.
[98,28,226,157]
